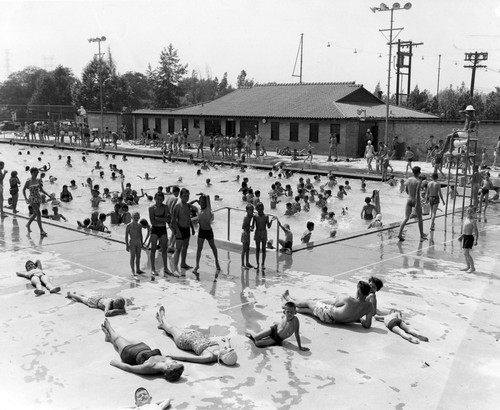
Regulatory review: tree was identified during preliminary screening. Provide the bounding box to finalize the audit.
[373,82,384,100]
[406,85,432,112]
[0,66,46,105]
[122,71,154,109]
[29,65,77,105]
[237,70,254,88]
[217,72,233,98]
[73,52,133,112]
[483,87,500,120]
[150,44,188,108]
[437,83,483,119]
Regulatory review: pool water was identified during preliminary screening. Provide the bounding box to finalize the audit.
[1,143,409,243]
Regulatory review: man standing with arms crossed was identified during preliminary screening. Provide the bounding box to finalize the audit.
[398,166,427,242]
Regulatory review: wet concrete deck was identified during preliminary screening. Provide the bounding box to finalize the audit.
[1,206,499,410]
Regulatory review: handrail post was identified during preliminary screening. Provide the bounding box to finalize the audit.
[227,208,230,241]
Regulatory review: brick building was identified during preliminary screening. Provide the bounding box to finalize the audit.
[130,82,500,158]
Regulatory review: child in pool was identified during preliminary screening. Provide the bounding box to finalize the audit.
[361,197,377,220]
[277,222,293,254]
[368,214,383,229]
[301,221,314,244]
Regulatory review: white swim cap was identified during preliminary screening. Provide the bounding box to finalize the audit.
[220,348,238,366]
[376,214,382,220]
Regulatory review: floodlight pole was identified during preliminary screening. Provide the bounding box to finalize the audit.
[384,8,394,146]
[88,36,106,140]
[371,3,412,146]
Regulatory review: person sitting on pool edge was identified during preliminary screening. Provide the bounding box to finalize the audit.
[155,306,238,366]
[133,387,172,409]
[245,301,309,351]
[101,318,184,382]
[16,259,61,295]
[66,291,126,316]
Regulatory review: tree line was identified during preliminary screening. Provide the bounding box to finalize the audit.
[0,43,256,119]
[1,42,500,121]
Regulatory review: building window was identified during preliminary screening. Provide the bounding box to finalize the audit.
[309,123,319,143]
[271,122,280,140]
[142,117,148,133]
[182,119,189,133]
[168,118,175,133]
[289,122,299,141]
[194,119,200,128]
[155,118,161,133]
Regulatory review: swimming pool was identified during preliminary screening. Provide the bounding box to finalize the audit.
[0,143,409,243]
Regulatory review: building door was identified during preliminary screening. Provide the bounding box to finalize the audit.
[358,123,378,157]
[240,120,259,137]
[226,120,235,136]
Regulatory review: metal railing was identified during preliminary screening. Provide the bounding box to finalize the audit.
[212,206,282,253]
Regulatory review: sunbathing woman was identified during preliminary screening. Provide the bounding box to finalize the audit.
[16,259,61,295]
[155,306,238,366]
[66,291,126,316]
[101,318,184,382]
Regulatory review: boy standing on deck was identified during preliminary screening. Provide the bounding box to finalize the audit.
[241,204,254,268]
[252,202,275,270]
[246,301,309,350]
[426,173,445,231]
[126,212,150,277]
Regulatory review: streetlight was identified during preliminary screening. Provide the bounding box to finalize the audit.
[370,2,412,145]
[88,36,106,141]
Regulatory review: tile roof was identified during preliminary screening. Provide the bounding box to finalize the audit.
[132,82,438,120]
[334,102,438,119]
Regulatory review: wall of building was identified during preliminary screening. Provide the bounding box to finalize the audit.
[133,114,500,159]
[385,119,500,160]
[88,112,122,133]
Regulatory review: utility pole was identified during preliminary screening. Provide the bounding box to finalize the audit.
[464,51,488,96]
[394,40,423,105]
[436,54,441,103]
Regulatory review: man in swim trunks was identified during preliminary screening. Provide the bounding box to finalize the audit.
[149,192,176,276]
[398,166,427,241]
[155,306,238,365]
[16,259,61,295]
[282,281,374,329]
[245,301,309,350]
[172,188,195,273]
[101,318,184,382]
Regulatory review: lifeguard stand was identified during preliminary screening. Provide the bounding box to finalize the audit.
[443,126,479,219]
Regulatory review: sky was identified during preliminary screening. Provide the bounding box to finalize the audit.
[2,0,500,96]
